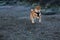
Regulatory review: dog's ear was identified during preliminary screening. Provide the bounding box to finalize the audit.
[31,9,33,11]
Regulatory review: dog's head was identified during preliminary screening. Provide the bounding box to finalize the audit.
[35,6,41,12]
[30,6,41,14]
[35,6,41,10]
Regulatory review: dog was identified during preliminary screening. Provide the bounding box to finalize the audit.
[30,6,41,23]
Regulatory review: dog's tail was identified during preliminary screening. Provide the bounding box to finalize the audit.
[31,9,34,11]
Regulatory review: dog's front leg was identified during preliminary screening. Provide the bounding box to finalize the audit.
[39,13,41,23]
[31,18,35,23]
[39,17,41,23]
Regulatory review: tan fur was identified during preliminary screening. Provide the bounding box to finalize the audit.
[30,6,41,23]
[35,6,41,10]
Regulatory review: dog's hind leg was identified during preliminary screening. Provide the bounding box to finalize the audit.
[30,14,35,24]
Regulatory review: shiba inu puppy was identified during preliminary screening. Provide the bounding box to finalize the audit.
[30,6,41,23]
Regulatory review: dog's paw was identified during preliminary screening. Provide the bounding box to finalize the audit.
[32,23,35,25]
[31,21,35,24]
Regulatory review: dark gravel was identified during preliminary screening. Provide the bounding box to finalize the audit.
[0,6,60,40]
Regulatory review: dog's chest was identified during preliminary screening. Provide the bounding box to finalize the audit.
[35,12,40,17]
[34,9,40,17]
